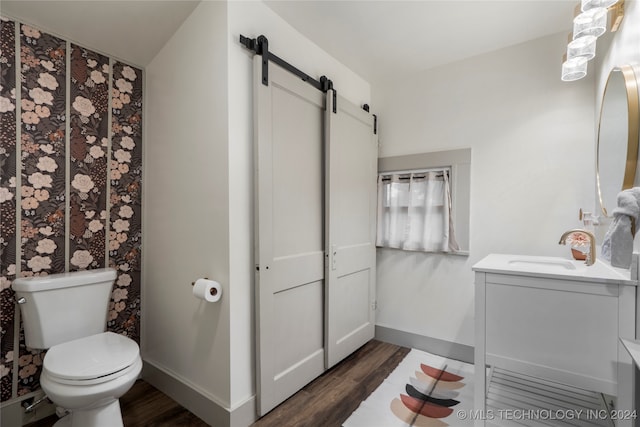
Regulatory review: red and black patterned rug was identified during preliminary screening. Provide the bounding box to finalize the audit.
[344,349,474,427]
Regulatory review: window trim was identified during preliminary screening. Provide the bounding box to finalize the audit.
[378,148,471,255]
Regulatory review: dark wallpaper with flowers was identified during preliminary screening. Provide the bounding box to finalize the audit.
[69,45,109,271]
[108,62,142,342]
[1,19,143,402]
[1,17,17,402]
[18,24,67,397]
[20,25,66,277]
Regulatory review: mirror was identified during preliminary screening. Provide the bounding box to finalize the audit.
[596,65,640,217]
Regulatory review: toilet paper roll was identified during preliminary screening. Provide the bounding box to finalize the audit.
[192,279,221,302]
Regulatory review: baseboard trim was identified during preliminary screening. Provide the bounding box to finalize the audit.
[375,325,474,364]
[142,359,256,427]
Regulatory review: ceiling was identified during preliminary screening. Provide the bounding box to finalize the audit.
[1,1,201,67]
[265,0,578,82]
[1,0,576,78]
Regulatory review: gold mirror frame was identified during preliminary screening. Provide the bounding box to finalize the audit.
[596,65,640,217]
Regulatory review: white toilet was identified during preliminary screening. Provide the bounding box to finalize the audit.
[13,268,142,427]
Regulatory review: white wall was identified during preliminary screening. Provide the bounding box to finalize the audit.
[226,0,371,409]
[372,33,596,347]
[144,0,232,407]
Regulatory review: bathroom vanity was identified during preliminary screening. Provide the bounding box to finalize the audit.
[473,254,638,427]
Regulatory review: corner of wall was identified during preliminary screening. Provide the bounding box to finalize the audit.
[143,0,233,410]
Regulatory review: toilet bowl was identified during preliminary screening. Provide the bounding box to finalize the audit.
[39,332,142,427]
[12,269,140,426]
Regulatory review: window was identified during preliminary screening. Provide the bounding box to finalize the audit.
[377,148,470,254]
[376,168,458,252]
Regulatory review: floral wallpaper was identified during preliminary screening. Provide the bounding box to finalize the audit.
[69,44,109,271]
[20,25,66,277]
[18,23,67,397]
[1,17,17,402]
[0,19,143,402]
[108,62,142,341]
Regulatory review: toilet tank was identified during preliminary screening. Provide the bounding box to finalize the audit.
[12,268,117,349]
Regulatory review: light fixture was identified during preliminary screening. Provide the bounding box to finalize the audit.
[562,56,589,82]
[581,0,619,12]
[573,7,608,38]
[567,35,597,60]
[609,0,625,31]
[561,0,624,82]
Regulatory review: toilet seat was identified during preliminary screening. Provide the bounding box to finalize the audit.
[43,332,140,385]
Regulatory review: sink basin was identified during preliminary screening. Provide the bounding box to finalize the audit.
[473,254,636,285]
[508,257,576,271]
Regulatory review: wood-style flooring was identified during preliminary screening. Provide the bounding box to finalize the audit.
[26,340,409,427]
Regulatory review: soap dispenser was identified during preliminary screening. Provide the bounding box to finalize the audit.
[582,211,595,233]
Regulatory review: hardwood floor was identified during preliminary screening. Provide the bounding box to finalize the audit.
[26,340,409,427]
[252,340,409,427]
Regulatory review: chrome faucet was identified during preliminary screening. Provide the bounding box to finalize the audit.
[558,229,596,266]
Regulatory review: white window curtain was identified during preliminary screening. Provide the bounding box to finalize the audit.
[376,169,459,252]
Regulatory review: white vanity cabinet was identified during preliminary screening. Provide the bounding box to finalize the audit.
[473,254,638,427]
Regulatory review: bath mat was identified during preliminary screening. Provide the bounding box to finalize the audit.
[343,349,474,427]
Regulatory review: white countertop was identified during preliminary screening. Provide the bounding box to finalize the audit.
[473,254,637,286]
[620,338,640,368]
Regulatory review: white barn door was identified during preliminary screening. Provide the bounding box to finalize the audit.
[253,57,325,416]
[324,91,377,368]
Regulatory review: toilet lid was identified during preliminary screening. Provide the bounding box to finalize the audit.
[44,332,139,381]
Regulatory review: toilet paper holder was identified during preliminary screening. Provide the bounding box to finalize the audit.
[191,278,218,297]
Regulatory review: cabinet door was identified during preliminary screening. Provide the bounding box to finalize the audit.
[254,57,325,416]
[324,90,377,368]
[485,275,619,394]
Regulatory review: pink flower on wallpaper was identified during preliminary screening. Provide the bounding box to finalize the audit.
[113,149,131,163]
[120,136,135,150]
[40,60,54,71]
[33,189,49,202]
[71,174,95,193]
[118,205,133,218]
[39,144,54,154]
[119,93,131,105]
[37,73,58,90]
[72,95,96,117]
[36,157,57,173]
[90,70,106,84]
[27,173,52,189]
[112,288,128,303]
[19,365,37,379]
[0,188,13,203]
[0,96,14,112]
[34,105,50,118]
[88,219,103,233]
[110,169,122,180]
[116,274,132,287]
[112,96,123,109]
[21,25,40,39]
[89,146,105,159]
[21,111,39,124]
[121,66,137,81]
[70,250,93,269]
[21,197,38,210]
[26,256,51,272]
[28,87,53,105]
[35,239,56,255]
[38,226,53,236]
[112,219,129,233]
[115,78,132,94]
[21,99,35,111]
